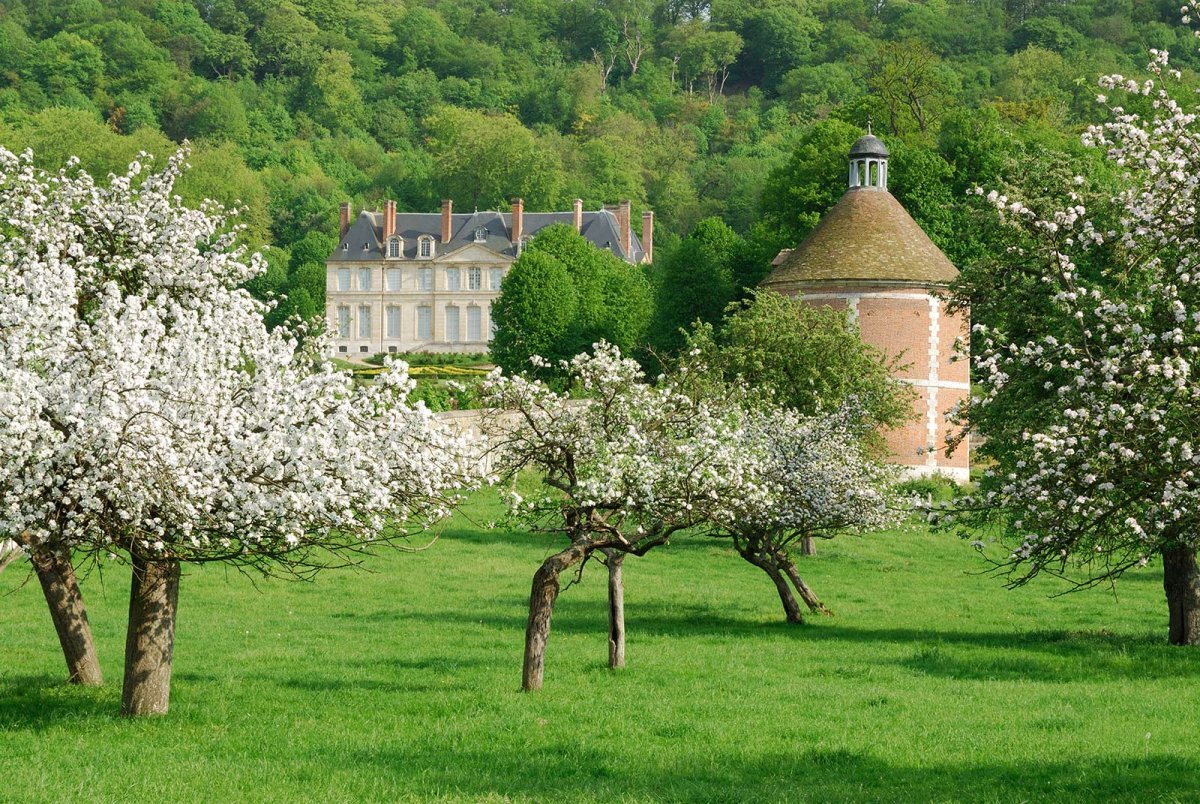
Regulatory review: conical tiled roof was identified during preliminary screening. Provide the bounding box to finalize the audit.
[762,188,957,288]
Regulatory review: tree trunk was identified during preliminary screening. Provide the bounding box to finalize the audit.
[522,543,588,692]
[0,539,22,573]
[740,550,803,624]
[605,549,626,669]
[1162,546,1200,646]
[29,546,104,686]
[780,555,833,616]
[800,536,816,556]
[121,554,180,716]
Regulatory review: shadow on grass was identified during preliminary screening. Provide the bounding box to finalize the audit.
[0,673,114,729]
[415,597,1197,684]
[350,745,1200,802]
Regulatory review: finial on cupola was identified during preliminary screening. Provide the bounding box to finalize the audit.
[848,125,889,191]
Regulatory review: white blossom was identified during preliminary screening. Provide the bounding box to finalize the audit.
[0,148,477,569]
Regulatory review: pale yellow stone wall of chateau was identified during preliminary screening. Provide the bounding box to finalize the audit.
[325,254,507,358]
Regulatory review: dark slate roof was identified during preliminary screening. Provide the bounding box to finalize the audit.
[762,188,957,288]
[329,207,646,263]
[849,134,889,158]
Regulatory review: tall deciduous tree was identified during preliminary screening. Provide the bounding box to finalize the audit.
[490,224,653,376]
[424,106,564,210]
[686,289,914,436]
[0,148,474,714]
[648,216,742,356]
[946,43,1200,644]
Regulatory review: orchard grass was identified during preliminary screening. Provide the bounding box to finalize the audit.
[3,491,1199,802]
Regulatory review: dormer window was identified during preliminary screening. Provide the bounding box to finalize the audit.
[387,236,402,259]
[341,242,348,253]
[361,242,370,253]
[419,236,434,258]
[474,227,488,243]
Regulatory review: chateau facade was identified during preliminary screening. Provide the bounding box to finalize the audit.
[326,198,652,356]
[762,133,970,480]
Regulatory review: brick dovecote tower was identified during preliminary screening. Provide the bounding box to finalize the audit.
[761,131,970,481]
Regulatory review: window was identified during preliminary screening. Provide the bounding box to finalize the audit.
[338,345,348,353]
[474,226,488,242]
[419,236,433,258]
[416,306,432,340]
[446,267,460,291]
[337,306,351,338]
[386,268,402,291]
[418,267,432,291]
[487,304,496,341]
[489,267,503,290]
[445,305,460,343]
[358,268,372,291]
[467,267,482,291]
[358,305,371,338]
[386,305,401,338]
[387,237,401,259]
[337,269,351,292]
[466,306,481,341]
[360,345,369,353]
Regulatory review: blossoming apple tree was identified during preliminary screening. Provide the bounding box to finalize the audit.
[701,405,901,623]
[480,343,737,691]
[0,148,475,714]
[948,41,1200,644]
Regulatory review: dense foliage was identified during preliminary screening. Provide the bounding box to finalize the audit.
[490,224,652,375]
[684,289,913,434]
[1,0,1192,349]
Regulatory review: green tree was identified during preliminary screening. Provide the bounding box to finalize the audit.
[758,119,859,245]
[424,105,564,210]
[492,224,653,374]
[687,289,913,435]
[649,217,742,355]
[490,250,579,374]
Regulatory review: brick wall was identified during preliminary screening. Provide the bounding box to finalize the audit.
[788,282,970,481]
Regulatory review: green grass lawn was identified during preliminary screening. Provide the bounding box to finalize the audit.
[3,492,1199,802]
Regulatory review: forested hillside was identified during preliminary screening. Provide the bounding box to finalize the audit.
[0,0,1193,329]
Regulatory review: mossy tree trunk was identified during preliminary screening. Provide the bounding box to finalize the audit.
[522,543,589,692]
[739,546,804,624]
[30,546,104,686]
[121,554,180,716]
[604,549,626,669]
[778,551,832,616]
[1162,546,1200,646]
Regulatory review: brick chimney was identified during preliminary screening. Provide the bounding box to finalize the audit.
[441,199,453,243]
[383,200,396,241]
[339,201,351,237]
[511,197,524,248]
[641,210,654,264]
[618,200,632,258]
[573,198,583,232]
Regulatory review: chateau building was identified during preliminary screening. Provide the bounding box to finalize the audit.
[326,198,652,356]
[762,132,970,480]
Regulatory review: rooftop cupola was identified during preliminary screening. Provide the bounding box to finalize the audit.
[848,125,889,191]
